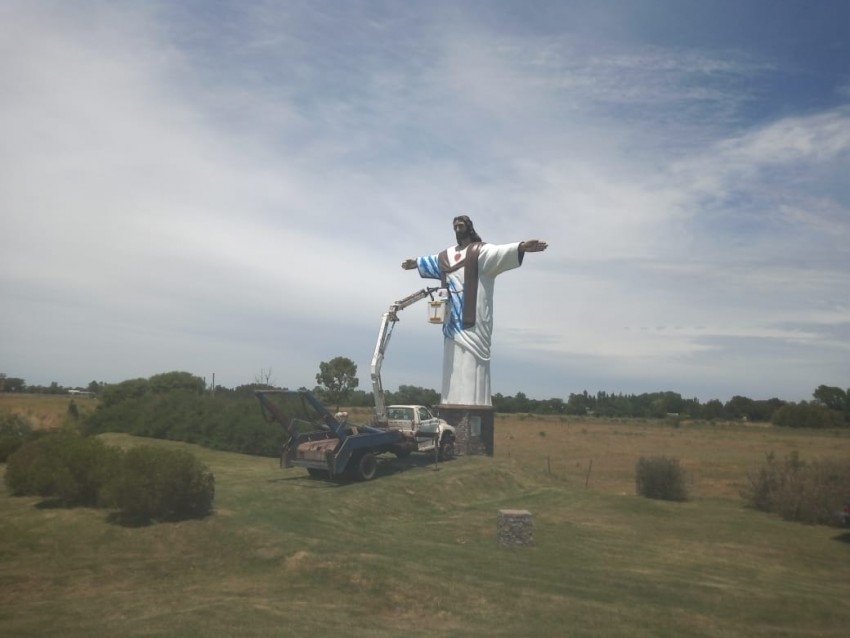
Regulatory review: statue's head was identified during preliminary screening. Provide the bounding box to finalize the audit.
[453,215,482,245]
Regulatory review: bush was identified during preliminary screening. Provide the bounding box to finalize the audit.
[4,433,121,506]
[0,413,36,462]
[103,446,215,523]
[635,456,689,501]
[83,392,284,457]
[98,378,150,408]
[742,452,850,525]
[5,433,215,524]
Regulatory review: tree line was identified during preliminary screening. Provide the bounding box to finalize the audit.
[497,385,850,425]
[0,374,103,395]
[310,384,849,427]
[2,369,848,427]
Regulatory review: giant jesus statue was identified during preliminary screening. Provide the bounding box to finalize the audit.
[402,216,547,406]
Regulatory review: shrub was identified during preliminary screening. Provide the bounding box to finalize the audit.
[82,392,284,457]
[5,433,215,524]
[635,455,689,501]
[4,433,121,506]
[0,413,36,462]
[98,378,150,408]
[103,446,215,523]
[742,452,850,525]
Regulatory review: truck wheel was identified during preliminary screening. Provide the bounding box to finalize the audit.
[355,453,377,481]
[439,439,455,461]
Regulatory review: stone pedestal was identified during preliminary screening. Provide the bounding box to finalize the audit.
[436,404,494,456]
[496,509,533,546]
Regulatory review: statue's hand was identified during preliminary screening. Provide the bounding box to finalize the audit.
[401,259,418,270]
[520,240,548,253]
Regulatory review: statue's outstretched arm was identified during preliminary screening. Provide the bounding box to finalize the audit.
[519,240,548,253]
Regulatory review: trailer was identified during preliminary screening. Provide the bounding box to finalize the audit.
[255,389,405,481]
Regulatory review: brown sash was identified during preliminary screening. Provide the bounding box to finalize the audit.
[437,242,483,329]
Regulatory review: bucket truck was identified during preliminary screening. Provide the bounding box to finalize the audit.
[370,287,456,460]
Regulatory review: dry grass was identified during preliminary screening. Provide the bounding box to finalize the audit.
[3,407,850,637]
[0,393,97,429]
[493,414,850,499]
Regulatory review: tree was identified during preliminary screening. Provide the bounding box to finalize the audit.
[750,398,786,422]
[393,385,439,406]
[492,392,513,413]
[680,397,702,418]
[701,399,724,420]
[99,378,150,408]
[513,391,532,413]
[539,398,566,415]
[148,371,205,395]
[254,367,275,387]
[812,385,847,412]
[315,357,359,411]
[0,374,24,393]
[772,404,846,429]
[566,391,594,415]
[725,395,755,420]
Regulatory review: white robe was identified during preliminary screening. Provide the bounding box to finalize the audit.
[416,242,522,406]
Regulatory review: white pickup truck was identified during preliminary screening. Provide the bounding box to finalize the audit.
[385,405,456,460]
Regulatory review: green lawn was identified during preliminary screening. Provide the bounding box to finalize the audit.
[2,430,849,637]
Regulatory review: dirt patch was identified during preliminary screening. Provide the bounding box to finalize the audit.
[284,550,311,571]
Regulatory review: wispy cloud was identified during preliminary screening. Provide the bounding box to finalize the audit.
[1,1,847,402]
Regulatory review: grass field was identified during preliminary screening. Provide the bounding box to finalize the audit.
[0,393,97,429]
[2,400,850,636]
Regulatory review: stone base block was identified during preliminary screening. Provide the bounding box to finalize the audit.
[497,509,533,546]
[437,404,494,456]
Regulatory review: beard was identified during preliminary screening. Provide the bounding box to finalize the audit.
[455,228,471,245]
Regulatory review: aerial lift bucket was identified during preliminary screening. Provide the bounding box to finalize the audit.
[428,294,447,324]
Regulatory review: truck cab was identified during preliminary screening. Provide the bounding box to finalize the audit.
[386,405,455,460]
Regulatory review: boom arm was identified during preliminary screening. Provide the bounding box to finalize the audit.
[371,286,441,423]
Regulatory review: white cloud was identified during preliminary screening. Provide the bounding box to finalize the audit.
[1,1,848,402]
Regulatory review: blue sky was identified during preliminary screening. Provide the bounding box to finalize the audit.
[1,0,848,402]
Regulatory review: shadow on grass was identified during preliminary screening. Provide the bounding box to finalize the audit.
[30,497,213,528]
[832,530,850,544]
[265,453,453,486]
[35,497,100,510]
[383,453,448,475]
[266,474,345,488]
[105,509,214,528]
[106,511,155,528]
[35,497,72,509]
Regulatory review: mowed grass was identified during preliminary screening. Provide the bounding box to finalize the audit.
[2,415,850,637]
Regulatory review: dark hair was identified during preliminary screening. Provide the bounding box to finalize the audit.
[453,215,483,242]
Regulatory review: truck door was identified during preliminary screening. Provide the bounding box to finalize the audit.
[416,407,439,450]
